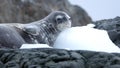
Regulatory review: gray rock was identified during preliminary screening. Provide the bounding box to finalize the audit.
[93,16,120,47]
[0,48,120,68]
[0,0,92,26]
[0,48,85,68]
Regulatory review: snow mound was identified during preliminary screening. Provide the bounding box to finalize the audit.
[20,44,52,49]
[53,26,120,53]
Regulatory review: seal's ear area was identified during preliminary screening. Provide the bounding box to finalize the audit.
[23,25,39,35]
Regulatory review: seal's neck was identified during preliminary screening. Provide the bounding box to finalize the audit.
[24,20,60,46]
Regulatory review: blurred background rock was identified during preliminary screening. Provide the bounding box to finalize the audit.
[0,0,92,26]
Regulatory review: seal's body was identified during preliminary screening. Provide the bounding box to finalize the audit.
[0,24,25,48]
[0,11,71,48]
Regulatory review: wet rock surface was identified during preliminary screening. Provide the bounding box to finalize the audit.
[0,48,85,68]
[0,0,92,26]
[0,48,120,68]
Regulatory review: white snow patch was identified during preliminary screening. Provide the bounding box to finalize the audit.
[86,24,96,28]
[20,44,52,49]
[53,26,120,53]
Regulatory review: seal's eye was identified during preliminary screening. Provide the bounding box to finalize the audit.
[56,15,63,24]
[56,18,63,23]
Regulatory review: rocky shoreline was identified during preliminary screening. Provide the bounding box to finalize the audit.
[0,48,120,68]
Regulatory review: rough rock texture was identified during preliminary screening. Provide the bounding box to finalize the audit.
[0,48,120,68]
[0,0,92,26]
[93,17,120,47]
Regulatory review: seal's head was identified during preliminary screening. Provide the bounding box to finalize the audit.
[44,11,72,31]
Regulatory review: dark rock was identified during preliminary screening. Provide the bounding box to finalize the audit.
[93,17,120,30]
[105,65,120,68]
[107,30,119,42]
[0,48,120,68]
[0,48,85,68]
[0,0,92,26]
[93,16,120,47]
[86,52,115,68]
[0,61,5,68]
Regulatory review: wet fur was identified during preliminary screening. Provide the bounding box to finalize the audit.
[0,25,25,48]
